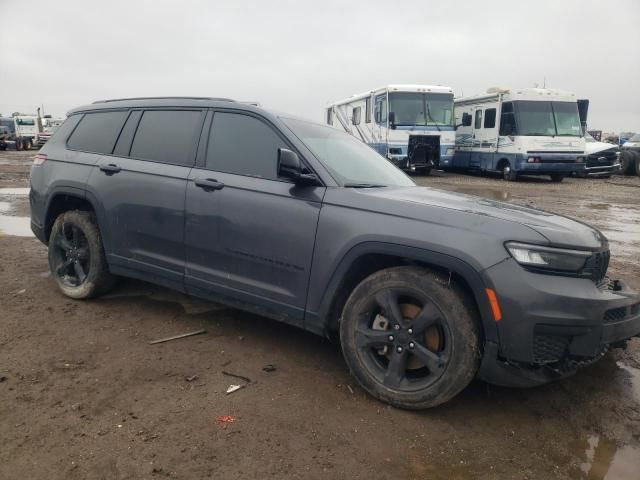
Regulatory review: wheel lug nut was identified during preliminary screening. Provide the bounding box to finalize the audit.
[396,346,403,353]
[408,328,413,334]
[409,342,415,349]
[388,335,394,341]
[393,324,400,331]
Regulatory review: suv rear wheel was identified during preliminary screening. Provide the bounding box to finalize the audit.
[550,174,564,183]
[339,266,480,409]
[48,210,116,299]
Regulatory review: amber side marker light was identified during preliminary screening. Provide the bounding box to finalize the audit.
[485,288,502,322]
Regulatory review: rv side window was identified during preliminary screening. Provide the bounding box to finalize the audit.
[484,108,496,129]
[365,97,371,123]
[374,95,387,125]
[461,112,472,127]
[499,102,516,136]
[326,108,333,126]
[474,110,482,129]
[352,107,361,125]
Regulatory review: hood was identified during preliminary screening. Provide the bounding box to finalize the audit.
[585,141,618,155]
[357,186,606,249]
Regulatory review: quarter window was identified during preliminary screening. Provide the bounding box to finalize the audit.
[474,110,482,129]
[327,108,333,125]
[484,108,496,129]
[129,110,202,166]
[206,112,288,180]
[67,110,128,154]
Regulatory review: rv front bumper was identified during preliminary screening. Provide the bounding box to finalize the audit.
[478,258,640,387]
[516,153,584,174]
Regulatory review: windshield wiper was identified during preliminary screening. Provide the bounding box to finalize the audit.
[343,183,387,188]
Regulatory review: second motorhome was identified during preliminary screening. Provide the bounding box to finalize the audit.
[326,85,455,175]
[453,87,586,181]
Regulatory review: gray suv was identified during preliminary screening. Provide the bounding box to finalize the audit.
[30,97,640,409]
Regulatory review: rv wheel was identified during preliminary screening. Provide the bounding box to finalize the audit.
[15,139,23,151]
[502,162,517,181]
[23,139,32,151]
[550,174,564,183]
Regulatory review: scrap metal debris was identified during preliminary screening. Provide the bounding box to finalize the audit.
[262,364,276,372]
[148,329,206,345]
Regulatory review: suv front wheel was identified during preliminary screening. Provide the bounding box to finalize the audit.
[48,210,116,299]
[340,266,480,409]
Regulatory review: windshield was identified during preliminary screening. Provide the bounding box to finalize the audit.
[282,118,415,187]
[388,92,453,127]
[513,101,582,137]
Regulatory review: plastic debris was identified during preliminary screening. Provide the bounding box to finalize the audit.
[226,384,243,394]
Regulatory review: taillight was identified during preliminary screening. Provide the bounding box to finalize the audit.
[33,154,47,165]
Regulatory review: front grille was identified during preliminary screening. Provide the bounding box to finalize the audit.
[533,334,569,364]
[604,303,640,323]
[583,250,610,283]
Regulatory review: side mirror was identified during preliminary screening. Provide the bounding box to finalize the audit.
[389,111,396,129]
[278,148,320,186]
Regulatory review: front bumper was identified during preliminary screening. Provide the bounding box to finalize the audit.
[584,162,621,175]
[478,258,640,386]
[515,153,584,175]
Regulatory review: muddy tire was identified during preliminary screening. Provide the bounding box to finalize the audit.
[635,155,640,177]
[550,174,564,183]
[0,143,6,151]
[15,139,23,151]
[339,266,480,409]
[502,162,517,181]
[48,210,116,299]
[421,167,432,176]
[23,139,32,151]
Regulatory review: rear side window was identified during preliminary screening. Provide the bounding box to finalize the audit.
[130,110,202,166]
[484,108,496,128]
[365,97,371,123]
[206,112,287,180]
[67,111,127,154]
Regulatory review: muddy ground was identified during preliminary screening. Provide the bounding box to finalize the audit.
[1,149,639,479]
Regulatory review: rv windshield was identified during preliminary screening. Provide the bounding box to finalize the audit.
[388,92,453,127]
[513,101,582,137]
[282,117,415,187]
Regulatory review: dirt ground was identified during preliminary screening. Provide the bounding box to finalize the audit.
[1,149,639,479]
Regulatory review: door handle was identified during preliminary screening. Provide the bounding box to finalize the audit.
[194,178,224,191]
[99,164,121,175]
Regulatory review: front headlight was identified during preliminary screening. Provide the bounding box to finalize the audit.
[505,242,591,273]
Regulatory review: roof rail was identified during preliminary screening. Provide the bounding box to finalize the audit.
[92,96,236,104]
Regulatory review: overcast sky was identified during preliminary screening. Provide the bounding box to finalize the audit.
[1,0,639,132]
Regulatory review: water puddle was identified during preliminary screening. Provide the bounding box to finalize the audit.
[572,434,639,480]
[0,215,32,237]
[0,187,30,195]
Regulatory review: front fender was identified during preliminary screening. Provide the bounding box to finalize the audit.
[304,241,499,343]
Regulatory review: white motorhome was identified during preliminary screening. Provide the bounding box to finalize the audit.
[325,84,456,175]
[453,88,586,181]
